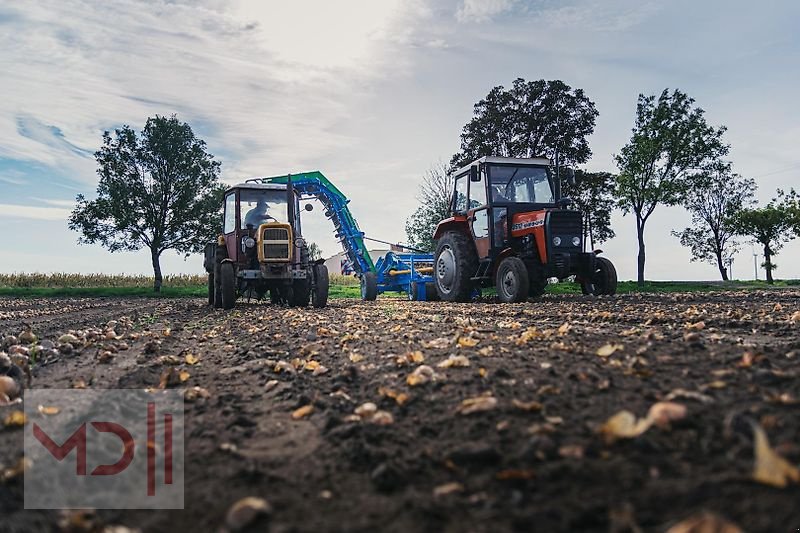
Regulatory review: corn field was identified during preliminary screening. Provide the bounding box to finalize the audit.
[1,272,359,288]
[0,273,207,288]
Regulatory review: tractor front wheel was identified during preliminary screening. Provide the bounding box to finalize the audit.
[312,265,329,308]
[291,278,311,307]
[434,231,478,302]
[207,272,215,306]
[495,256,530,303]
[219,263,236,310]
[582,256,618,296]
[361,271,378,301]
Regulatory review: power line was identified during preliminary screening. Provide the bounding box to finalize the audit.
[752,161,800,179]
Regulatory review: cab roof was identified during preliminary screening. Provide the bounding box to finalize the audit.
[454,156,551,177]
[224,182,287,195]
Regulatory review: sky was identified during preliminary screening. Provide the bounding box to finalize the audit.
[1,0,799,281]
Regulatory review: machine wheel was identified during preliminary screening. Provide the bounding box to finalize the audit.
[312,265,329,308]
[207,272,215,306]
[361,271,378,301]
[425,282,440,302]
[408,281,419,301]
[219,263,236,310]
[495,256,530,303]
[213,263,223,308]
[434,231,478,302]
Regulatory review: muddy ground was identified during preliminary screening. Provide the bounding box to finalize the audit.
[1,292,799,533]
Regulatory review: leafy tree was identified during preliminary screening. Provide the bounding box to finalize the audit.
[615,89,728,286]
[308,242,323,261]
[405,162,454,252]
[562,170,617,250]
[671,161,755,280]
[69,115,224,292]
[451,78,598,168]
[729,190,797,284]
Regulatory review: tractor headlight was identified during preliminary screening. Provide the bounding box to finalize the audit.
[552,236,562,246]
[295,237,306,248]
[244,237,256,248]
[572,236,581,247]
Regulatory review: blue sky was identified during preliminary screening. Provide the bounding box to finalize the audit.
[1,0,799,280]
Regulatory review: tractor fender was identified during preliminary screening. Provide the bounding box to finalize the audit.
[592,249,604,255]
[220,258,235,264]
[433,216,469,240]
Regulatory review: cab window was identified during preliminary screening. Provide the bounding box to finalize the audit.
[223,193,236,233]
[453,175,468,213]
[468,170,487,209]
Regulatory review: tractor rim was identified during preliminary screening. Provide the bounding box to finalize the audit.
[500,268,517,299]
[436,246,456,294]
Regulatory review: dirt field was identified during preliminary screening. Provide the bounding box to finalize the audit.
[1,292,799,532]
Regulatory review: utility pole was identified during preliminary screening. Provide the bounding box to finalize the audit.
[725,257,734,280]
[752,245,758,281]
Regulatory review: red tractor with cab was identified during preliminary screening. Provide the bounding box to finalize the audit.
[433,156,617,302]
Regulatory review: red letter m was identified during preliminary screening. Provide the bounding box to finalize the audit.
[33,423,87,475]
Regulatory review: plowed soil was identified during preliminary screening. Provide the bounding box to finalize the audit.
[1,292,799,532]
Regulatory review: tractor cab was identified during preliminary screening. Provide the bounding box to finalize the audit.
[220,183,297,267]
[433,156,617,302]
[203,179,329,309]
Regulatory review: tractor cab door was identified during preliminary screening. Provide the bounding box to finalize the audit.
[223,191,239,261]
[467,168,490,259]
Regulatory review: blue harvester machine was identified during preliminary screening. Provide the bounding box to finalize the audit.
[251,171,439,301]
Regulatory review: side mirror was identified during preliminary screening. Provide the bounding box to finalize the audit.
[563,168,576,186]
[304,203,313,212]
[469,165,479,182]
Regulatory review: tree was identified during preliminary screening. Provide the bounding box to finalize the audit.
[405,162,454,252]
[308,242,323,261]
[451,78,598,168]
[730,189,798,284]
[615,89,728,286]
[562,170,617,250]
[671,161,755,280]
[69,115,224,292]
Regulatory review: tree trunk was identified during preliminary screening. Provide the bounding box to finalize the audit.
[763,244,774,284]
[715,251,728,281]
[151,249,163,293]
[636,215,646,287]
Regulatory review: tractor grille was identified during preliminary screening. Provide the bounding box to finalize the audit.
[264,243,290,259]
[547,210,583,249]
[260,226,291,262]
[263,228,287,241]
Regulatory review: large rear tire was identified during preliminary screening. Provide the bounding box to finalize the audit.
[434,231,478,302]
[425,282,440,302]
[495,256,530,303]
[220,263,236,310]
[361,271,378,301]
[312,265,329,308]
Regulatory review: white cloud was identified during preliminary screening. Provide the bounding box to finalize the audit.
[0,203,71,221]
[456,0,517,23]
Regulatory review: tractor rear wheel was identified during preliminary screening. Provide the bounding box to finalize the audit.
[361,271,378,301]
[582,256,618,296]
[496,256,530,303]
[219,263,236,310]
[207,272,214,306]
[312,265,329,308]
[435,231,478,302]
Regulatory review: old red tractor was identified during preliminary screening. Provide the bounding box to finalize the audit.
[433,156,617,302]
